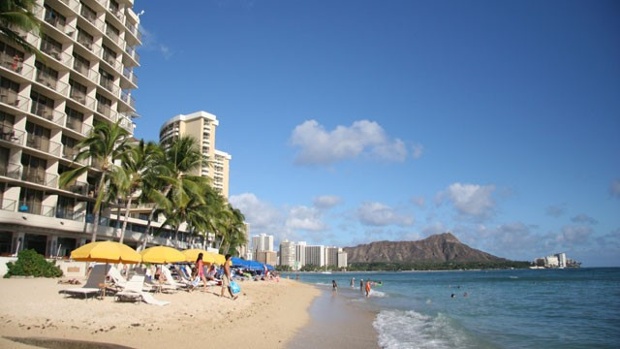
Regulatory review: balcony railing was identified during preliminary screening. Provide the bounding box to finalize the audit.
[120,90,135,108]
[0,88,21,108]
[17,202,56,217]
[0,198,17,212]
[66,119,93,136]
[96,102,118,122]
[31,104,66,126]
[2,162,22,180]
[56,206,84,221]
[22,170,58,188]
[63,180,89,195]
[124,44,140,64]
[0,126,24,145]
[80,8,106,33]
[26,136,62,157]
[99,78,119,95]
[40,41,62,60]
[0,52,35,79]
[122,66,138,86]
[35,72,58,90]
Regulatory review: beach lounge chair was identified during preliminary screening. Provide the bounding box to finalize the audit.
[161,265,190,290]
[115,275,170,306]
[59,264,110,299]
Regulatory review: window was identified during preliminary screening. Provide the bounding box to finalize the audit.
[30,91,54,119]
[72,53,90,75]
[65,107,84,131]
[40,35,62,59]
[44,5,66,27]
[21,153,47,185]
[80,3,96,23]
[69,79,87,103]
[25,121,51,151]
[34,61,59,89]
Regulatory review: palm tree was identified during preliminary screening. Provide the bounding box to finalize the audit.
[159,177,213,247]
[60,121,131,242]
[139,136,209,248]
[112,140,163,244]
[207,197,247,255]
[0,0,42,55]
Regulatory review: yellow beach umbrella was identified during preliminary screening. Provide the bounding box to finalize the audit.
[140,246,186,264]
[71,240,141,264]
[70,241,141,297]
[213,253,226,265]
[182,249,216,264]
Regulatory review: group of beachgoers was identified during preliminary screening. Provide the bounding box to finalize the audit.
[129,253,278,301]
[331,277,382,297]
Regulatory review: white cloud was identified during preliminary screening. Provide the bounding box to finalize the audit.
[228,193,281,229]
[557,225,594,246]
[410,196,425,208]
[546,204,566,218]
[313,195,342,209]
[438,183,496,219]
[610,179,620,199]
[290,119,412,165]
[571,214,598,225]
[357,201,414,227]
[285,206,327,231]
[411,143,424,159]
[138,25,173,60]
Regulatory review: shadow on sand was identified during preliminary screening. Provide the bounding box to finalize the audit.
[4,336,135,349]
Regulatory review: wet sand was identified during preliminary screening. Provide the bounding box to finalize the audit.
[289,287,379,348]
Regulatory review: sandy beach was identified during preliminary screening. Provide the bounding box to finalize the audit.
[0,273,380,349]
[0,275,323,349]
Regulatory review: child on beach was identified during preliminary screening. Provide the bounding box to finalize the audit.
[365,280,371,297]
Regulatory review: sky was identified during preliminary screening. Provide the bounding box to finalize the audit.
[129,0,619,267]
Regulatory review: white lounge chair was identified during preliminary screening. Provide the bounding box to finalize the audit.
[59,264,110,299]
[115,275,170,306]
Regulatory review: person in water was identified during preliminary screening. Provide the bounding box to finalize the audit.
[365,280,371,297]
[332,280,338,292]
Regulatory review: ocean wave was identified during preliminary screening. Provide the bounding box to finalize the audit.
[373,310,489,349]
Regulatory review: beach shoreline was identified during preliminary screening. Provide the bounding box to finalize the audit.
[0,276,320,349]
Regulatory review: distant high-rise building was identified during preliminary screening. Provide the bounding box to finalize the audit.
[305,245,325,267]
[279,240,296,267]
[251,233,274,254]
[159,111,231,198]
[0,0,143,256]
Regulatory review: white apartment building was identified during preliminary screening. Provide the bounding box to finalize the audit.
[0,0,149,257]
[251,233,273,253]
[159,110,231,198]
[279,239,295,267]
[277,240,348,270]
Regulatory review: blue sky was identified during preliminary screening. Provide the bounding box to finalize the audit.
[130,0,620,266]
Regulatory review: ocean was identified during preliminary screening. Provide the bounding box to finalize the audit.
[287,268,620,349]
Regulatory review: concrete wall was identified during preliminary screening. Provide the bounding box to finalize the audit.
[0,257,87,278]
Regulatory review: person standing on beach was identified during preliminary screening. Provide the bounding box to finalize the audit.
[332,280,338,292]
[221,254,238,300]
[365,280,371,297]
[195,253,209,291]
[360,279,364,293]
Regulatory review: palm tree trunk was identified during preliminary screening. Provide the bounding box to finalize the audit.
[118,195,133,244]
[139,184,173,249]
[90,176,107,242]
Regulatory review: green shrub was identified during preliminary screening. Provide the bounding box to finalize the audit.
[4,249,63,278]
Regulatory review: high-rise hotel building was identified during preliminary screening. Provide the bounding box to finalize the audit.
[159,111,231,198]
[0,0,143,257]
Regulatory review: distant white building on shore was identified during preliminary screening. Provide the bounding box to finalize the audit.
[278,241,348,270]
